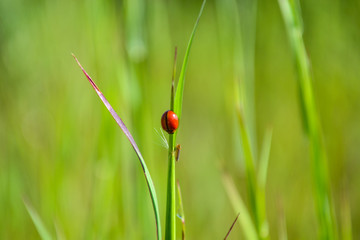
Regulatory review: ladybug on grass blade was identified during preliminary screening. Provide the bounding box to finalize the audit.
[161,110,179,134]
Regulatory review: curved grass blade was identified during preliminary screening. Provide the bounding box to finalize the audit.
[72,54,161,240]
[23,198,52,240]
[222,174,258,240]
[224,213,240,240]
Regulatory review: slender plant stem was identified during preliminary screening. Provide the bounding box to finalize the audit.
[165,2,205,239]
[165,135,176,240]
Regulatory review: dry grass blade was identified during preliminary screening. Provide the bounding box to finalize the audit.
[222,173,257,240]
[72,54,161,240]
[224,213,240,240]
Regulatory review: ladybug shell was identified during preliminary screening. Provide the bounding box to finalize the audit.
[161,110,179,134]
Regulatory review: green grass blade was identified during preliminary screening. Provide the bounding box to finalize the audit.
[258,128,273,189]
[222,174,258,240]
[73,54,161,240]
[176,180,186,240]
[173,0,206,122]
[236,106,260,234]
[170,47,178,111]
[278,0,336,239]
[165,2,206,239]
[23,199,52,240]
[165,135,176,240]
[256,128,272,238]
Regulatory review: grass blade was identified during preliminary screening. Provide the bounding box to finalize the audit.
[278,0,336,239]
[258,128,273,189]
[165,1,206,239]
[170,47,178,111]
[173,0,206,122]
[72,54,161,240]
[222,174,258,240]
[236,106,260,234]
[257,128,272,238]
[176,180,186,240]
[224,213,240,240]
[23,199,52,240]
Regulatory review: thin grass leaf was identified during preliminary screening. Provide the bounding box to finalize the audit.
[236,106,260,233]
[278,0,336,239]
[165,134,177,240]
[72,54,161,240]
[224,213,240,240]
[258,128,273,188]
[170,47,178,111]
[23,199,52,240]
[256,128,272,238]
[165,48,180,240]
[176,180,186,240]
[173,0,206,123]
[222,174,258,240]
[165,2,206,239]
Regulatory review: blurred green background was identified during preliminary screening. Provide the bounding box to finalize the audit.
[1,0,359,239]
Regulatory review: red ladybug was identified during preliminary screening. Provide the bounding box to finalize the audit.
[161,110,179,134]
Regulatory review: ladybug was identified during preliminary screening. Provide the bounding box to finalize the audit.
[161,110,179,134]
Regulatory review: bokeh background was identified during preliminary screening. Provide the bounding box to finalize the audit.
[1,0,359,239]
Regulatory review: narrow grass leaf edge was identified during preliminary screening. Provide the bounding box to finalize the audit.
[72,54,161,240]
[174,0,206,125]
[222,174,258,240]
[224,213,240,240]
[23,198,52,240]
[258,128,273,189]
[176,180,186,240]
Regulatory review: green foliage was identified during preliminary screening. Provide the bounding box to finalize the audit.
[278,0,337,238]
[0,0,358,239]
[24,200,52,240]
[73,55,162,240]
[165,1,206,239]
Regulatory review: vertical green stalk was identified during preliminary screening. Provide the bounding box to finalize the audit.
[165,134,176,240]
[165,47,177,240]
[278,0,336,239]
[165,2,205,239]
